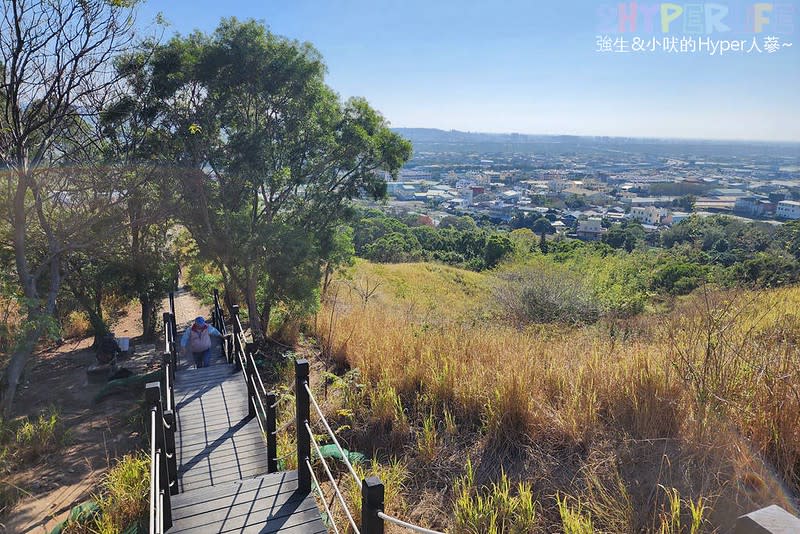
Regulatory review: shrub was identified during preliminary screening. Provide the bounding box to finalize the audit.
[1,407,63,465]
[90,452,150,534]
[651,262,706,295]
[184,262,223,305]
[454,460,538,533]
[62,310,92,339]
[494,265,603,325]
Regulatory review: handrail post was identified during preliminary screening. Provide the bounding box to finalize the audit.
[213,289,221,330]
[266,391,278,473]
[222,333,231,364]
[362,476,385,534]
[168,291,176,322]
[295,359,311,494]
[162,312,172,355]
[161,352,175,410]
[244,344,257,419]
[163,409,178,496]
[231,305,241,371]
[146,383,172,530]
[168,293,177,346]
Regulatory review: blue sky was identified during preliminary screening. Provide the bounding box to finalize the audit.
[138,1,800,142]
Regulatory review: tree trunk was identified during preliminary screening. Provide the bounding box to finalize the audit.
[244,276,264,341]
[1,321,41,416]
[141,294,156,339]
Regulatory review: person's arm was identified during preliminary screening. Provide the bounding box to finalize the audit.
[180,328,191,349]
[208,325,222,337]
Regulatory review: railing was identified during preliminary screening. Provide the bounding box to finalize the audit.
[153,289,799,534]
[212,293,445,532]
[146,380,177,533]
[296,358,445,534]
[146,308,180,534]
[211,289,234,364]
[225,302,280,473]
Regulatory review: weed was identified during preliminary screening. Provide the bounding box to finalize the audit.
[453,460,538,533]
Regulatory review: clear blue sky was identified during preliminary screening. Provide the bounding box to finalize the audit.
[138,1,800,142]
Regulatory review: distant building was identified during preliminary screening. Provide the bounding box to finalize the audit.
[577,218,605,241]
[671,212,691,225]
[776,200,800,220]
[386,182,417,200]
[735,196,774,218]
[629,206,671,225]
[501,190,522,203]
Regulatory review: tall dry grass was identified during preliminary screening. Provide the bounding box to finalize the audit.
[312,261,800,532]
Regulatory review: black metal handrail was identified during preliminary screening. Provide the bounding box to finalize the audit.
[224,301,280,474]
[213,295,443,532]
[145,310,181,534]
[146,381,177,534]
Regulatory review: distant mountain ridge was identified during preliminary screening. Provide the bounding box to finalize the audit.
[391,128,579,145]
[390,127,800,158]
[391,127,800,146]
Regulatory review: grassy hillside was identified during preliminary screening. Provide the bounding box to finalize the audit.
[310,260,800,532]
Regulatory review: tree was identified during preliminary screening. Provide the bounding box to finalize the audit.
[97,44,183,339]
[155,19,411,338]
[439,215,478,232]
[0,0,139,413]
[483,234,514,269]
[531,217,554,235]
[603,223,644,252]
[674,194,696,212]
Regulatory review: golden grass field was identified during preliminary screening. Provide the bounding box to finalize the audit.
[310,260,800,533]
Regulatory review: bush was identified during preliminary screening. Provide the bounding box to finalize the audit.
[1,407,63,467]
[62,310,92,339]
[651,262,706,295]
[89,453,150,534]
[494,265,603,325]
[184,263,223,305]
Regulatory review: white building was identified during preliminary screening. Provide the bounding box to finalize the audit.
[629,206,671,226]
[776,200,800,220]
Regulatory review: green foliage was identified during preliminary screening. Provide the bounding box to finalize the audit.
[557,494,594,534]
[90,453,150,534]
[185,263,223,306]
[148,18,411,335]
[602,221,645,252]
[652,262,707,295]
[510,213,554,235]
[483,234,514,269]
[454,460,538,534]
[0,407,64,469]
[352,210,513,271]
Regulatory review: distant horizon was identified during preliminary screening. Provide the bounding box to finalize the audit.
[391,126,800,146]
[138,0,800,143]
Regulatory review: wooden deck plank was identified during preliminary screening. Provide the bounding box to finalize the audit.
[170,358,324,533]
[169,479,325,534]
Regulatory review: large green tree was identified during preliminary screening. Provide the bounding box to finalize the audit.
[152,19,411,337]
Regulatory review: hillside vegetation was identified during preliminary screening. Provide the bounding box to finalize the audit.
[312,260,800,532]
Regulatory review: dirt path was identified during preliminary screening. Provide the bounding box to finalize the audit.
[2,289,207,533]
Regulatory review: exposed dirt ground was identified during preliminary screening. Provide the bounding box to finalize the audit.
[1,290,206,533]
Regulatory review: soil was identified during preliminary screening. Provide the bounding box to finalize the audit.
[1,289,207,533]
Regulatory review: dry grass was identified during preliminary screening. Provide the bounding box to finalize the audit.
[311,261,800,532]
[62,310,92,339]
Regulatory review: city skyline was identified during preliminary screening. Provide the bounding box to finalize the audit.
[138,1,800,143]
